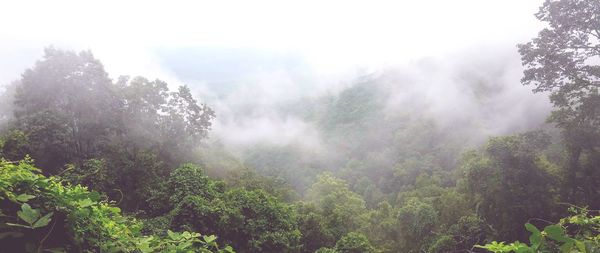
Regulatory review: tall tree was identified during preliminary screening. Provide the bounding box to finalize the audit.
[116,76,215,165]
[4,48,215,211]
[12,47,119,172]
[306,173,368,241]
[519,0,600,204]
[461,132,558,241]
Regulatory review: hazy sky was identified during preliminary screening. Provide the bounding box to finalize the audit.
[0,0,544,85]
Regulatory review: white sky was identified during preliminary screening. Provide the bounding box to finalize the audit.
[0,0,544,85]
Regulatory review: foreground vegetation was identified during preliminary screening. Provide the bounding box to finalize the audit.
[0,158,233,252]
[1,0,599,252]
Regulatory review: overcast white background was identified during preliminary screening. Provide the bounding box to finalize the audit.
[0,0,544,84]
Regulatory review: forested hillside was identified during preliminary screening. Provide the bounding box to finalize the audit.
[1,0,599,252]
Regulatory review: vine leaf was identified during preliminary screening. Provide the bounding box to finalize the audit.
[15,194,35,202]
[17,203,40,225]
[525,223,542,249]
[33,212,53,228]
[544,225,568,242]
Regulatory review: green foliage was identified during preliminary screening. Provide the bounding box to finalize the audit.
[8,203,54,229]
[429,215,489,252]
[313,232,376,253]
[519,0,600,208]
[4,48,215,213]
[221,189,301,252]
[3,2,600,250]
[0,129,30,161]
[170,195,223,237]
[359,201,398,252]
[306,173,368,241]
[109,149,169,211]
[428,235,457,253]
[397,198,438,253]
[461,132,559,241]
[0,159,232,252]
[478,209,600,253]
[227,169,299,202]
[315,247,338,253]
[170,189,300,253]
[519,0,600,126]
[167,163,220,206]
[144,162,302,253]
[0,81,17,128]
[318,80,383,140]
[296,203,337,252]
[433,189,471,226]
[61,159,110,193]
[116,76,215,161]
[334,232,376,253]
[13,48,118,173]
[242,144,322,192]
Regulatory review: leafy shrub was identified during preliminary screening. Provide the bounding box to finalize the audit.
[171,188,301,253]
[477,208,600,253]
[0,158,233,252]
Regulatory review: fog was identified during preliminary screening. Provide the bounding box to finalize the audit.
[0,0,552,179]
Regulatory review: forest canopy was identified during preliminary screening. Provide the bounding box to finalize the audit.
[1,0,600,252]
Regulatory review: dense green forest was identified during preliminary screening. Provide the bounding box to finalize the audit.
[1,0,599,252]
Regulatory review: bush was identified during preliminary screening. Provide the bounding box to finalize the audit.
[0,158,233,252]
[477,208,600,253]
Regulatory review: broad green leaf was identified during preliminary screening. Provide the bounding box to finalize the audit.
[17,203,40,225]
[509,241,533,253]
[559,241,574,253]
[77,198,94,208]
[33,212,53,228]
[574,240,585,252]
[167,230,179,240]
[178,241,192,249]
[15,194,35,202]
[544,224,569,242]
[525,223,542,249]
[137,241,155,253]
[203,234,217,243]
[108,207,121,214]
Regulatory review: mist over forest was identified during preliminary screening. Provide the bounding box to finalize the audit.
[192,48,554,191]
[1,0,599,252]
